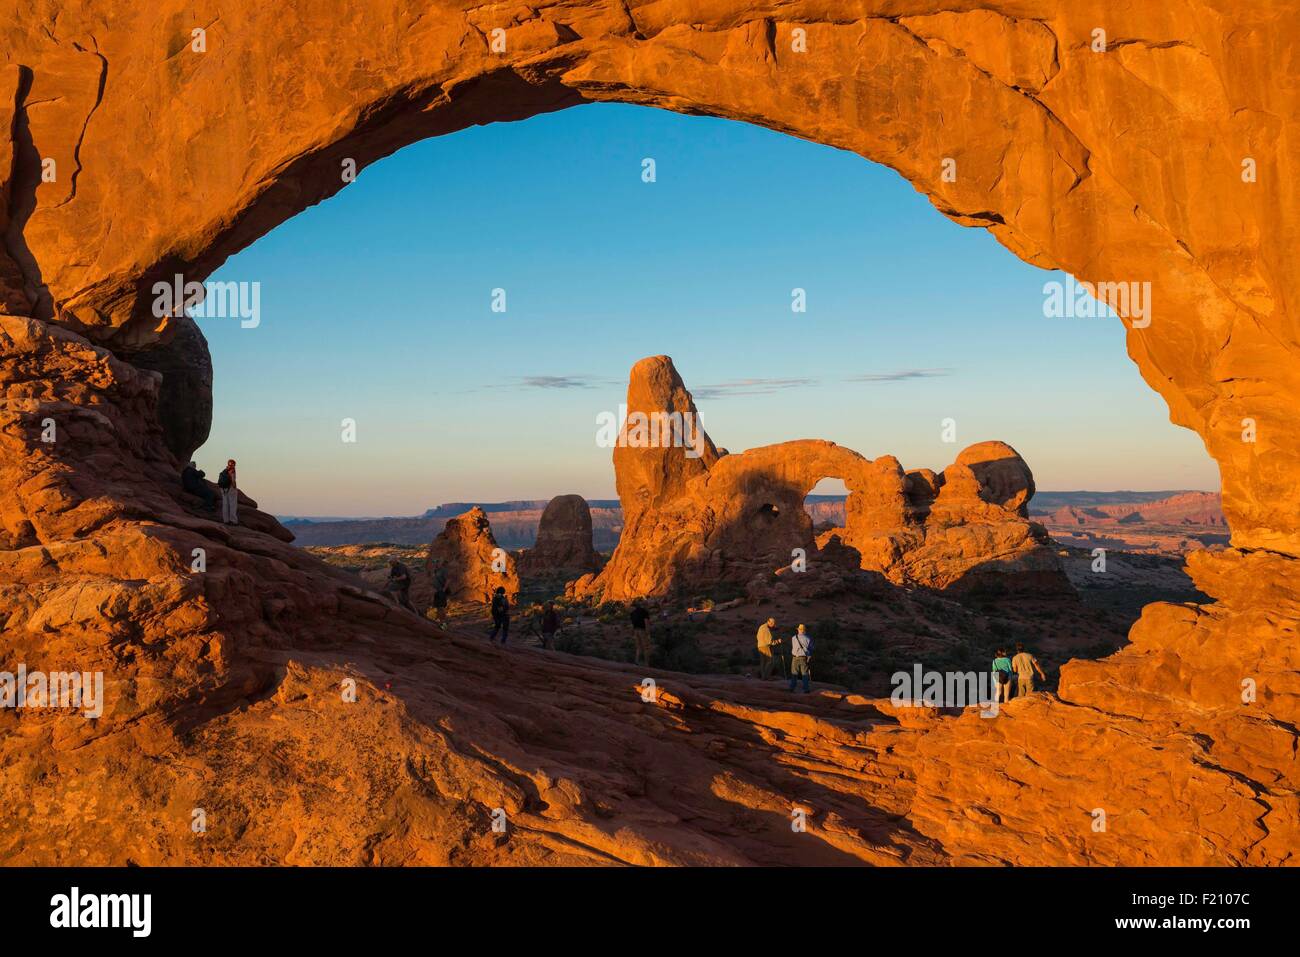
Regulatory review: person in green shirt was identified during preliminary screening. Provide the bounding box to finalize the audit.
[992,649,1014,704]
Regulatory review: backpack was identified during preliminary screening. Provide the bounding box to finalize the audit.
[218,470,231,489]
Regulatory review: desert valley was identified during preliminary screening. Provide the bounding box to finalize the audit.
[302,396,1225,699]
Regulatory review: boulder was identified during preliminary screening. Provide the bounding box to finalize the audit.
[517,494,600,576]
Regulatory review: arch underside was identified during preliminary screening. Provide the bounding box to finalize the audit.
[1,2,1298,864]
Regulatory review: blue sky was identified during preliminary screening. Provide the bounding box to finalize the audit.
[194,103,1217,517]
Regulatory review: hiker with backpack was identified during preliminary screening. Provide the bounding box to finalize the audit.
[383,559,416,613]
[992,648,1014,704]
[217,459,238,525]
[488,586,510,645]
[428,561,449,624]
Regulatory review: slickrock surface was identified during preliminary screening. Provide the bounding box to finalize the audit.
[517,494,601,577]
[1,2,1297,865]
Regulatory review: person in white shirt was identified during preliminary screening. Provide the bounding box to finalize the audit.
[788,624,813,694]
[217,458,238,526]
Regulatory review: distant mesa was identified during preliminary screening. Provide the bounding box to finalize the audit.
[1046,491,1225,528]
[570,355,1070,603]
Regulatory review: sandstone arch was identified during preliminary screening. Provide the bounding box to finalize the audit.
[578,356,1069,600]
[1,2,1298,865]
[3,3,1296,557]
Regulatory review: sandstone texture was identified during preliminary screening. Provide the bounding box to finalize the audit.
[424,507,520,605]
[575,357,1069,601]
[1,1,1298,866]
[517,494,601,577]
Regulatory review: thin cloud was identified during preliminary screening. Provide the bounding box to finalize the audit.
[514,375,615,390]
[692,377,817,400]
[844,368,954,383]
[447,374,618,395]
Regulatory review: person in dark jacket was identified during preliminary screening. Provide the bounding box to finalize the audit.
[538,601,561,650]
[383,559,416,612]
[488,586,510,644]
[181,461,217,511]
[629,601,652,667]
[428,561,449,624]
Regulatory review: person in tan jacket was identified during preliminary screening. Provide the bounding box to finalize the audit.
[1011,643,1047,696]
[755,617,782,679]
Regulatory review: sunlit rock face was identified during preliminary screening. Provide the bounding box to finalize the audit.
[426,506,520,604]
[574,357,1069,602]
[0,2,1297,865]
[517,494,601,577]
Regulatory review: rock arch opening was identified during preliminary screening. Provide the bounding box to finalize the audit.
[1,4,1295,866]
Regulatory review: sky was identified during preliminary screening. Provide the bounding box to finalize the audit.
[193,103,1218,518]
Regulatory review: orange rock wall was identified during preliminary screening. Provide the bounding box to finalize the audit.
[1,2,1297,865]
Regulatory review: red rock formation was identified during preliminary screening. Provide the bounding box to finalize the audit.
[575,359,1067,601]
[517,494,601,576]
[424,507,519,605]
[0,2,1297,866]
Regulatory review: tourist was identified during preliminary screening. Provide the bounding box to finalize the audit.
[488,586,510,644]
[384,559,416,612]
[428,561,449,624]
[181,461,216,511]
[1011,642,1047,696]
[992,648,1014,704]
[788,624,813,694]
[539,601,561,650]
[217,458,239,525]
[630,601,652,667]
[756,617,782,679]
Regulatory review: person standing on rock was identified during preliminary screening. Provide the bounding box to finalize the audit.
[384,559,416,613]
[217,459,238,525]
[488,586,511,645]
[787,624,812,694]
[756,617,782,679]
[539,601,561,650]
[992,648,1014,704]
[1011,642,1047,696]
[629,601,652,667]
[428,561,449,624]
